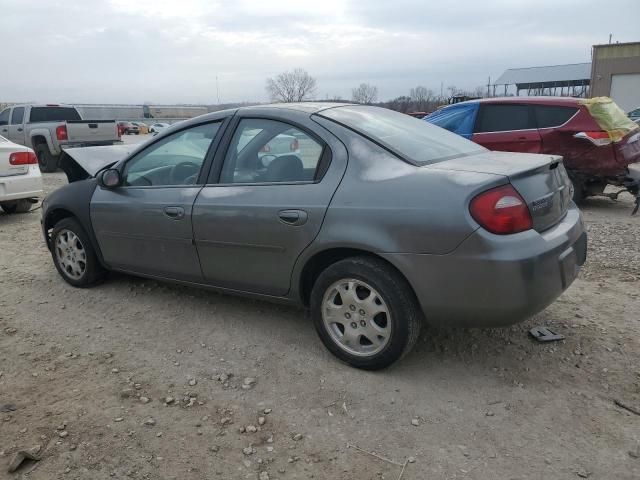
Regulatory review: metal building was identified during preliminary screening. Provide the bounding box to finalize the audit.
[491,63,591,97]
[590,42,640,112]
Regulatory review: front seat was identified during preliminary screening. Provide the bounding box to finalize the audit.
[264,155,304,182]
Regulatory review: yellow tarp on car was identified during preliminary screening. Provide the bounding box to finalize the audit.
[579,97,639,142]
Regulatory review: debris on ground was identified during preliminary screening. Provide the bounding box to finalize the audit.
[7,447,41,473]
[529,326,565,342]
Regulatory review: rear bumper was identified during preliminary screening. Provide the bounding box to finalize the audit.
[382,205,586,327]
[0,166,44,202]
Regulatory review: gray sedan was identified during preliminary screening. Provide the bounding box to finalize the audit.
[42,103,586,369]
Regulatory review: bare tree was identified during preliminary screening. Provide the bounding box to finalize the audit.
[351,83,378,104]
[266,69,317,103]
[409,86,434,111]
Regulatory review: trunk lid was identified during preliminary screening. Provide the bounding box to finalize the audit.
[0,138,29,177]
[430,151,572,232]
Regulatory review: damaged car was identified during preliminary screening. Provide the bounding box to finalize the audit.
[425,96,640,212]
[42,103,586,369]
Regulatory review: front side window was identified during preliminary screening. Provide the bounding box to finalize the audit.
[320,105,484,166]
[10,107,25,125]
[475,104,534,133]
[0,109,9,126]
[220,119,324,184]
[123,122,220,187]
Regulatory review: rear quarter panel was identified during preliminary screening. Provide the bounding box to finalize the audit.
[538,107,623,176]
[308,117,506,255]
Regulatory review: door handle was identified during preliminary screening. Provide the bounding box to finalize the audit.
[278,209,308,226]
[17,128,23,132]
[164,206,185,219]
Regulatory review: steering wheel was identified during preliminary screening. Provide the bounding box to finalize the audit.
[169,162,201,185]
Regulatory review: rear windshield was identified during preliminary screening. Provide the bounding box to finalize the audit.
[29,107,81,123]
[580,97,639,142]
[319,105,485,165]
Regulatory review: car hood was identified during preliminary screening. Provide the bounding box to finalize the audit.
[59,144,135,183]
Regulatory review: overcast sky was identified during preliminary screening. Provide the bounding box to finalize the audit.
[1,0,638,104]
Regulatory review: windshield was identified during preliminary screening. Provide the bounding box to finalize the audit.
[319,105,485,165]
[29,107,81,123]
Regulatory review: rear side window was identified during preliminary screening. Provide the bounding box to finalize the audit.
[29,107,81,123]
[10,107,25,125]
[0,109,9,126]
[534,106,578,128]
[220,119,324,184]
[475,104,534,133]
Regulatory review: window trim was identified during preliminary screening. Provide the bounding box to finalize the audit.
[473,103,537,134]
[117,119,227,190]
[206,116,331,187]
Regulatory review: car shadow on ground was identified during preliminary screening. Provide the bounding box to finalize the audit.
[100,271,555,385]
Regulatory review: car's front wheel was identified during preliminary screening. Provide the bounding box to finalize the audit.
[310,257,422,370]
[51,217,106,287]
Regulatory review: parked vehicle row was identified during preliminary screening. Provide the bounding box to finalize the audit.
[0,104,121,173]
[43,103,586,369]
[424,97,640,209]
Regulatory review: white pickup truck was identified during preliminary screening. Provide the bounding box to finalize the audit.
[0,104,121,172]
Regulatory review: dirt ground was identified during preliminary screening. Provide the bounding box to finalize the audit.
[1,148,639,479]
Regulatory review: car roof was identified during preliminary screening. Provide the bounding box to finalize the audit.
[453,96,582,107]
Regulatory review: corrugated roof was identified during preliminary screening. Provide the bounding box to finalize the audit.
[494,63,591,85]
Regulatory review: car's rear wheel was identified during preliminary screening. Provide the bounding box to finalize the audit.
[310,256,422,370]
[51,217,106,287]
[1,199,33,214]
[35,144,58,173]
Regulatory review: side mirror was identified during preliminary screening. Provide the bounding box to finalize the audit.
[98,168,122,188]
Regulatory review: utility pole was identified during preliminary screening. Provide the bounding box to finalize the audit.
[216,76,220,104]
[608,33,612,44]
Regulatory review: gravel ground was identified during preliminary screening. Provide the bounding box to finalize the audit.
[1,149,639,479]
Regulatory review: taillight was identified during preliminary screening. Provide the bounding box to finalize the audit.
[290,138,299,151]
[56,125,68,141]
[470,184,532,235]
[9,151,38,165]
[573,131,612,146]
[260,144,271,153]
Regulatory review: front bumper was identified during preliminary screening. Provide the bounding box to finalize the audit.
[0,166,44,202]
[382,205,586,327]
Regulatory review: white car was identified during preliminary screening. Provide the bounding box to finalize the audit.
[149,122,170,134]
[0,135,43,214]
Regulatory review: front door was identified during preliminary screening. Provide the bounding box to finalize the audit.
[91,121,224,282]
[193,115,346,296]
[472,103,542,153]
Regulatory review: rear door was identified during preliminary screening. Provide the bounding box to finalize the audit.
[193,111,347,296]
[91,120,226,281]
[7,107,25,145]
[473,103,541,153]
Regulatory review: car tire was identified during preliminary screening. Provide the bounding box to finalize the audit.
[571,178,587,204]
[310,256,422,370]
[50,217,106,287]
[35,144,58,173]
[0,199,33,214]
